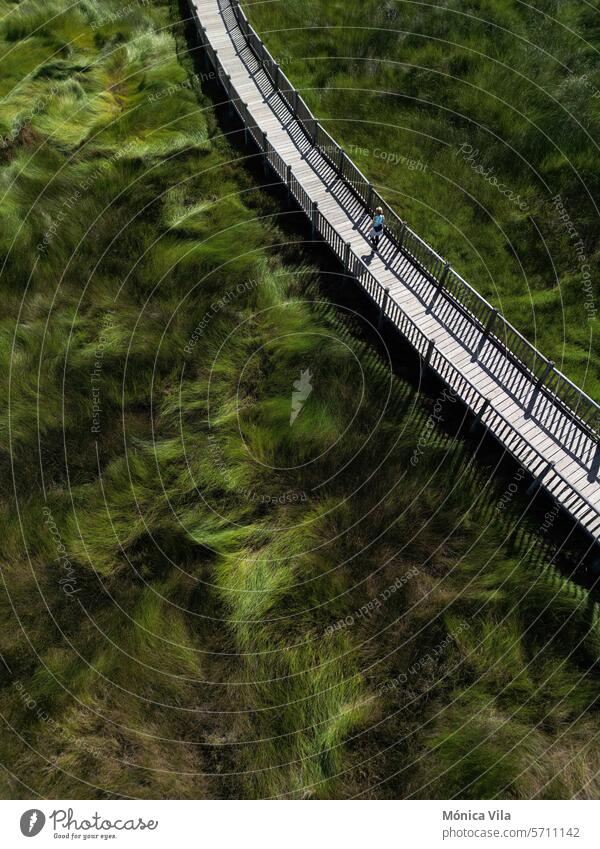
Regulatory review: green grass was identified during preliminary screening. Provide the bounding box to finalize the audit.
[0,0,599,801]
[242,0,600,400]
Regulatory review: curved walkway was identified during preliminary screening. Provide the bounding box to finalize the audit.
[190,0,600,541]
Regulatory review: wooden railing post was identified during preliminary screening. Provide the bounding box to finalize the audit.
[484,307,498,339]
[378,288,390,331]
[337,146,344,174]
[438,261,451,289]
[286,164,292,204]
[424,337,436,369]
[225,75,233,117]
[243,103,249,145]
[312,118,318,145]
[469,397,491,435]
[537,360,555,389]
[398,221,407,248]
[527,461,555,497]
[343,242,351,273]
[199,28,208,69]
[367,184,374,211]
[472,308,499,361]
[311,201,319,240]
[293,90,299,116]
[262,131,268,174]
[274,64,280,90]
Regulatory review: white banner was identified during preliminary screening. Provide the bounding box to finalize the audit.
[0,800,599,848]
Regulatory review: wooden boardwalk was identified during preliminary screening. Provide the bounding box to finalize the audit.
[190,0,600,542]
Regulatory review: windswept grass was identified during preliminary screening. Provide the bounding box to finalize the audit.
[0,0,599,801]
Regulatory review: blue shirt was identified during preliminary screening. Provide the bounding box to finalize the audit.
[373,214,384,230]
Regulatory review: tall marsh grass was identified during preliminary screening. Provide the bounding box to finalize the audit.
[0,0,598,801]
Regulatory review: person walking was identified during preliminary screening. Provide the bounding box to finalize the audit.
[370,206,385,251]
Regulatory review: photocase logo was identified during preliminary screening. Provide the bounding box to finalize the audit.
[20,810,46,837]
[290,368,313,425]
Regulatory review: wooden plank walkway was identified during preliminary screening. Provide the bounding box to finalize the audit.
[190,0,600,541]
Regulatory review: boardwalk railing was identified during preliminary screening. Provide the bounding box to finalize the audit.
[189,0,600,541]
[227,0,600,444]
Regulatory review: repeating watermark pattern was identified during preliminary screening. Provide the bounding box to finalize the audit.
[247,489,308,504]
[0,84,61,151]
[540,499,560,535]
[496,465,527,512]
[321,140,427,173]
[135,128,209,159]
[90,311,114,435]
[410,387,457,467]
[378,619,471,695]
[90,0,151,29]
[42,508,80,596]
[577,73,600,101]
[455,143,530,213]
[207,433,308,505]
[551,194,597,322]
[368,145,427,173]
[37,142,138,253]
[206,432,236,491]
[148,71,221,103]
[184,280,258,354]
[13,681,102,758]
[497,469,561,532]
[324,567,420,637]
[270,54,296,70]
[290,368,313,425]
